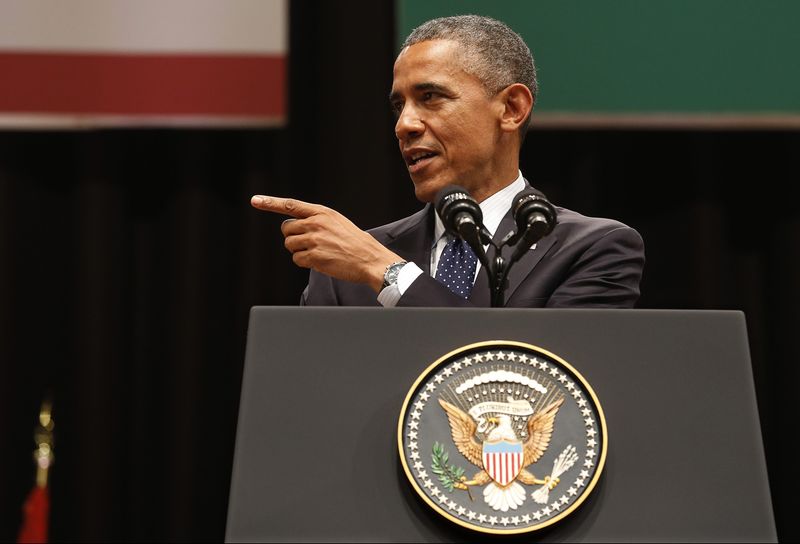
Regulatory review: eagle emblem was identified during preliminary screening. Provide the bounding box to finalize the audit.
[399,341,606,533]
[439,397,564,511]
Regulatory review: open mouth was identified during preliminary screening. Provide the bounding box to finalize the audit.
[407,151,436,166]
[404,149,439,170]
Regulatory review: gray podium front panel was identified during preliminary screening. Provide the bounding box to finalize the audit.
[226,308,776,542]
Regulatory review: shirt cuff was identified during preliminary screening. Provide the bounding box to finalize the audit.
[377,262,424,307]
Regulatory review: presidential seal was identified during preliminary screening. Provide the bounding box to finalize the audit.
[397,341,606,534]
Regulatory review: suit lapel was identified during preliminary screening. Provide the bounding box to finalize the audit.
[383,205,434,275]
[502,229,558,303]
[469,262,492,306]
[498,180,559,304]
[469,184,559,306]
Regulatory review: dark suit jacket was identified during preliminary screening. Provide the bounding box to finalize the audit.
[301,199,644,308]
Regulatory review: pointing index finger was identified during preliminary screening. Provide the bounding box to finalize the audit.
[250,195,322,219]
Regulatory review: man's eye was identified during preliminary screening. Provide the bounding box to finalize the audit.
[422,92,435,101]
[391,102,404,114]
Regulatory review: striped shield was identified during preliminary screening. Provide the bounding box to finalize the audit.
[482,440,524,486]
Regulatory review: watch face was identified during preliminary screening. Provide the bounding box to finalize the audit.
[384,262,405,287]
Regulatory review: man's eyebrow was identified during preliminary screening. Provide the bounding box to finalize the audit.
[413,82,450,94]
[389,82,452,102]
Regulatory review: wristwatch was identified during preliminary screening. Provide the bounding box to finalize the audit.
[381,261,408,290]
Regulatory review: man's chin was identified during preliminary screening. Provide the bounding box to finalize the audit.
[411,176,451,204]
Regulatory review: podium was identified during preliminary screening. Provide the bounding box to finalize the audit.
[226,308,776,542]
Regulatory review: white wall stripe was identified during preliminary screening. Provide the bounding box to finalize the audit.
[0,0,286,54]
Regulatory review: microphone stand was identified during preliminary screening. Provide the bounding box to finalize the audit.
[461,226,518,307]
[488,224,549,307]
[461,226,497,304]
[490,251,508,308]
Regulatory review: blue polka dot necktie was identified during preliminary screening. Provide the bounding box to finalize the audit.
[435,237,478,299]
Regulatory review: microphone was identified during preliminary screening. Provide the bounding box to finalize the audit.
[434,185,492,266]
[507,189,557,264]
[434,185,491,242]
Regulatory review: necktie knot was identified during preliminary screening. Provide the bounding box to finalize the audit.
[435,237,478,299]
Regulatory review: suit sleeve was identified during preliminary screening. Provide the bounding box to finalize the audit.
[300,269,381,306]
[300,270,338,305]
[545,226,645,308]
[300,260,471,307]
[396,274,478,307]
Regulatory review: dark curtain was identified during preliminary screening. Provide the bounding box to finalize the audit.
[1,0,797,541]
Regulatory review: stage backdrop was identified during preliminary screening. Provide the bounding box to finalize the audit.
[1,1,797,542]
[399,0,800,128]
[0,0,287,128]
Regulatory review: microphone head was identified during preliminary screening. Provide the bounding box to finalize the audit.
[434,185,483,235]
[511,189,557,238]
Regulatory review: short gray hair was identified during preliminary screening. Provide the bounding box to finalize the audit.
[402,14,538,105]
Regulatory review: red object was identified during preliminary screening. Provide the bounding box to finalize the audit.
[0,52,286,118]
[17,486,49,544]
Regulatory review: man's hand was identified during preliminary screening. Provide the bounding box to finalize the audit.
[251,195,403,293]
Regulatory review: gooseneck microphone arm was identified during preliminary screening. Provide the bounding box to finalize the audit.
[434,185,557,307]
[434,186,494,278]
[489,189,557,307]
[506,191,557,266]
[491,190,557,306]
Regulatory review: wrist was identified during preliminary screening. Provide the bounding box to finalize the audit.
[381,260,408,290]
[369,256,405,293]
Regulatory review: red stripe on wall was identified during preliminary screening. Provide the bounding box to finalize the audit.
[0,52,285,117]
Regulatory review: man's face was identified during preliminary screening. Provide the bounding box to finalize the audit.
[390,40,505,203]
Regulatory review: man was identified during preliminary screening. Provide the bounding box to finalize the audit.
[251,15,644,307]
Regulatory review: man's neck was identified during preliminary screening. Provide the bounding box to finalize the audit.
[434,171,525,241]
[471,152,520,202]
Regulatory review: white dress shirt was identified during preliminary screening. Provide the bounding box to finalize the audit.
[378,172,527,307]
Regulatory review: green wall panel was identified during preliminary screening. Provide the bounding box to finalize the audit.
[398,1,800,124]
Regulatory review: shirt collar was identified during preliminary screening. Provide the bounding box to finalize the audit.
[433,171,526,243]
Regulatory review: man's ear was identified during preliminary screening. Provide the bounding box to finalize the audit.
[498,83,533,134]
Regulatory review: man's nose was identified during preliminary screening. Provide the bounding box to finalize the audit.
[395,104,424,141]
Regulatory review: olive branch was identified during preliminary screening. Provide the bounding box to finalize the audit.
[431,442,473,500]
